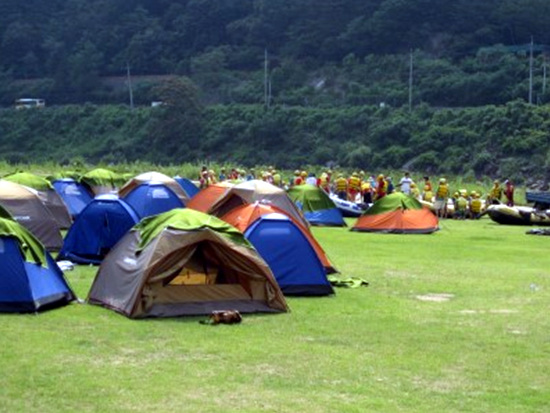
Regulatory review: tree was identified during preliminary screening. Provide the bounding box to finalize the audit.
[148,76,205,161]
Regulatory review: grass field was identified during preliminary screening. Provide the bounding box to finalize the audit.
[1,217,549,412]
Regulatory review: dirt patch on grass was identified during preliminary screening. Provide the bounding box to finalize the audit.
[416,293,454,302]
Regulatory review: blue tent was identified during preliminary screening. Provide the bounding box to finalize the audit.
[122,182,185,219]
[0,220,75,312]
[244,213,334,296]
[58,195,139,264]
[174,177,200,199]
[52,178,94,219]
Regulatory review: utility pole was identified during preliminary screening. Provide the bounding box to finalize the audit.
[408,49,413,112]
[543,55,547,97]
[126,62,134,110]
[529,37,534,105]
[264,49,269,109]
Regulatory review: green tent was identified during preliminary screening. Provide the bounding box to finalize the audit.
[135,208,251,250]
[287,184,336,213]
[287,184,345,226]
[4,172,53,191]
[79,168,124,195]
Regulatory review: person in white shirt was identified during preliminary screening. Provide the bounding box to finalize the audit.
[399,172,413,195]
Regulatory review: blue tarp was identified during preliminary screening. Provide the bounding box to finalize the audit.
[123,182,185,219]
[0,237,74,312]
[52,178,94,219]
[58,195,139,264]
[244,213,334,296]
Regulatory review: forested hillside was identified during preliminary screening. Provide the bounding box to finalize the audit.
[1,0,550,106]
[1,0,550,180]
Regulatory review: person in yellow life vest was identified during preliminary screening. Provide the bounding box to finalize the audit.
[319,172,330,193]
[422,176,433,202]
[348,172,362,202]
[272,169,282,187]
[469,191,482,219]
[410,182,420,199]
[486,180,502,205]
[335,174,348,200]
[292,170,302,186]
[434,178,449,218]
[455,190,468,220]
[375,174,387,200]
[361,181,373,204]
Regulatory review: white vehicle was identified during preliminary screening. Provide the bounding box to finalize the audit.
[15,98,45,109]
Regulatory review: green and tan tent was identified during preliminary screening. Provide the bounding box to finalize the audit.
[4,172,72,229]
[88,209,289,318]
[352,192,439,234]
[0,180,63,250]
[80,168,124,196]
[287,184,346,226]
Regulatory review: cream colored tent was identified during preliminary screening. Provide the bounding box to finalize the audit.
[209,180,309,228]
[0,181,63,250]
[88,209,288,318]
[118,171,190,205]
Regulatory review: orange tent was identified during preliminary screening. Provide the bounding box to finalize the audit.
[352,193,438,234]
[186,182,233,213]
[221,202,337,274]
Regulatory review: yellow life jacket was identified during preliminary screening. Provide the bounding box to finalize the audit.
[457,196,468,210]
[423,190,433,201]
[348,176,361,191]
[436,184,449,198]
[335,177,348,192]
[490,185,502,199]
[471,198,482,213]
[272,173,281,185]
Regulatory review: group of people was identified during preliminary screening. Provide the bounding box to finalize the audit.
[197,166,516,219]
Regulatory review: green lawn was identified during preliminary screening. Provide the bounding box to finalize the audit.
[1,218,549,412]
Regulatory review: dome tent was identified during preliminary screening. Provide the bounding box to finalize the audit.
[221,201,337,274]
[4,172,72,229]
[0,180,63,250]
[208,180,309,228]
[58,195,140,264]
[244,213,334,296]
[88,209,288,318]
[119,171,190,206]
[52,178,94,220]
[352,193,439,234]
[287,184,346,226]
[121,181,185,219]
[0,217,75,312]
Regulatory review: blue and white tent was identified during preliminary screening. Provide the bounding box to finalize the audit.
[0,217,75,312]
[58,195,139,264]
[122,181,185,219]
[52,178,94,220]
[244,213,334,296]
[174,176,200,199]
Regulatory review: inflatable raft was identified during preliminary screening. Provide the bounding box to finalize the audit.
[329,194,365,217]
[486,205,550,226]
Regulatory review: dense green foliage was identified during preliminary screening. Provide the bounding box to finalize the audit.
[1,0,550,106]
[1,100,549,182]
